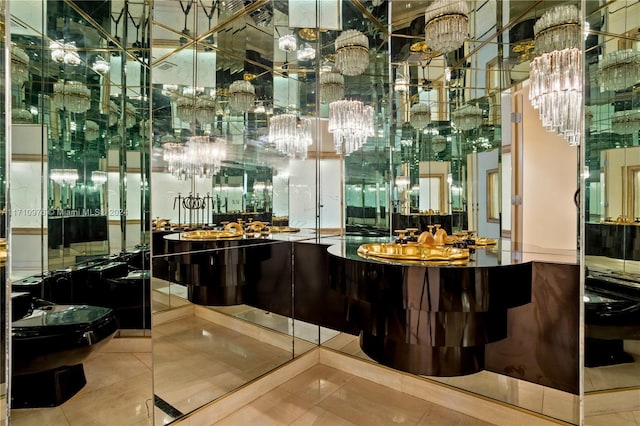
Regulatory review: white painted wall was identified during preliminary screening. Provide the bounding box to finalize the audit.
[521,85,578,251]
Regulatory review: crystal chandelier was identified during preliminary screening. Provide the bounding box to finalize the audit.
[122,103,137,129]
[394,75,409,93]
[195,96,217,124]
[424,0,469,54]
[50,169,79,186]
[452,104,483,131]
[268,114,312,159]
[297,44,315,61]
[328,100,374,155]
[84,120,100,141]
[611,110,640,135]
[175,97,196,122]
[229,80,256,112]
[319,71,344,103]
[163,136,226,180]
[529,5,582,146]
[91,171,108,186]
[598,50,640,92]
[11,109,32,124]
[431,134,447,154]
[92,56,110,75]
[50,40,81,65]
[52,80,91,113]
[410,103,431,130]
[278,34,297,52]
[334,30,369,76]
[108,100,118,127]
[11,44,29,86]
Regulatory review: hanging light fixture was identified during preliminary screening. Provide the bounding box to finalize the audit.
[11,44,29,86]
[175,96,196,122]
[424,0,469,54]
[91,171,108,186]
[50,169,79,186]
[84,120,100,141]
[319,71,344,104]
[410,103,431,130]
[228,80,256,112]
[611,110,640,135]
[598,49,640,92]
[328,100,374,155]
[268,113,312,159]
[278,34,297,52]
[296,43,315,61]
[108,100,119,127]
[431,134,447,154]
[91,55,110,75]
[334,30,369,76]
[529,5,582,146]
[122,102,137,129]
[394,75,409,93]
[195,96,217,124]
[50,40,81,65]
[452,104,483,131]
[52,80,91,113]
[163,136,226,180]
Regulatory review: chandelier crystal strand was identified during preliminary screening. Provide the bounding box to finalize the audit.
[334,30,369,76]
[529,5,582,146]
[319,71,344,103]
[431,134,447,154]
[91,171,108,186]
[598,50,640,92]
[122,103,137,129]
[163,137,226,180]
[163,142,188,180]
[108,101,118,127]
[611,110,640,135]
[52,80,91,113]
[328,100,374,155]
[268,114,312,159]
[84,120,100,141]
[229,80,256,112]
[410,103,431,130]
[452,104,483,131]
[424,0,469,54]
[11,44,29,86]
[175,97,196,123]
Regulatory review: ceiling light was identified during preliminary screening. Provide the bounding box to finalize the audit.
[84,120,100,141]
[92,56,110,74]
[50,169,79,186]
[319,71,344,103]
[163,136,227,180]
[424,0,469,54]
[91,171,108,186]
[268,114,312,159]
[11,109,32,124]
[334,30,369,76]
[52,80,91,113]
[598,49,640,92]
[228,80,256,112]
[11,44,29,86]
[328,100,375,155]
[452,104,483,131]
[611,110,640,135]
[410,103,431,130]
[278,34,296,52]
[297,43,315,61]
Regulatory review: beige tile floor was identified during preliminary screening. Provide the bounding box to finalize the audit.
[214,364,495,426]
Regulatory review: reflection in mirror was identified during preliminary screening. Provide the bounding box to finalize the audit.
[8,0,152,424]
[584,0,640,421]
[1,0,6,423]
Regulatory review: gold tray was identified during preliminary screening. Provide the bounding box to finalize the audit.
[357,243,469,263]
[269,226,300,233]
[181,230,243,240]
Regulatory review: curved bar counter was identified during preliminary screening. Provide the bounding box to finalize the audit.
[327,240,532,376]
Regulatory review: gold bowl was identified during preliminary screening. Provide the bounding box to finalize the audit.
[181,230,243,240]
[357,242,469,264]
[269,226,300,233]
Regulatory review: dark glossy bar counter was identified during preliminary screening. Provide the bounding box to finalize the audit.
[327,239,579,392]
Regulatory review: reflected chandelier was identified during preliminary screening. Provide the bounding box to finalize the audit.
[529,5,582,146]
[611,110,640,135]
[91,171,108,186]
[84,120,99,141]
[452,104,483,131]
[328,100,374,155]
[163,136,226,180]
[424,0,469,54]
[268,114,312,159]
[278,34,297,52]
[11,44,29,86]
[410,103,431,130]
[319,71,344,104]
[50,169,79,186]
[53,80,91,113]
[50,40,81,65]
[11,109,32,124]
[598,50,640,92]
[334,30,369,76]
[229,80,256,112]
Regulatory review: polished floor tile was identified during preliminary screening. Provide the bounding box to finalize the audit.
[215,365,494,426]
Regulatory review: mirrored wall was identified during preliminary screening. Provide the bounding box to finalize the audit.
[583,0,640,418]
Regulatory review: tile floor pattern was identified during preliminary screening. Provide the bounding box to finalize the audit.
[213,364,495,426]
